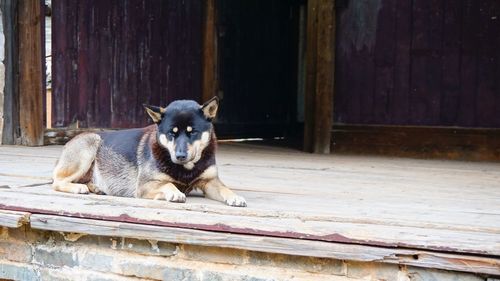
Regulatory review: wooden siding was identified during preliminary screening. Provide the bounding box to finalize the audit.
[335,0,500,128]
[51,0,202,128]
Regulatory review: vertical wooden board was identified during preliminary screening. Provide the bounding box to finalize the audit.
[304,0,318,151]
[313,0,334,153]
[67,1,79,127]
[439,0,461,126]
[40,1,46,127]
[457,0,479,127]
[52,0,77,128]
[373,0,396,123]
[147,0,163,108]
[475,1,500,128]
[390,0,412,124]
[96,0,112,128]
[334,1,380,124]
[18,0,44,146]
[1,0,20,144]
[409,0,444,125]
[85,1,99,128]
[333,5,351,124]
[76,0,90,128]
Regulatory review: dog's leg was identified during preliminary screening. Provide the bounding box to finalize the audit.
[52,133,101,194]
[86,183,105,195]
[138,181,186,203]
[199,178,246,207]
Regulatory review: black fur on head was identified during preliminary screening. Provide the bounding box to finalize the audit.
[144,98,219,166]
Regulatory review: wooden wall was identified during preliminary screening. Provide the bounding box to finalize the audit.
[52,0,202,128]
[335,0,500,128]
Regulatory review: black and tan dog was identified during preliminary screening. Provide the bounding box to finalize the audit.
[52,97,246,207]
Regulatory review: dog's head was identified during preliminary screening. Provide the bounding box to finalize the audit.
[144,97,218,168]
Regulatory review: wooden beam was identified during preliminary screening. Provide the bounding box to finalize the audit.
[30,214,500,276]
[201,0,217,102]
[304,0,335,154]
[1,189,499,256]
[0,210,30,228]
[332,125,500,161]
[17,0,44,146]
[0,0,20,145]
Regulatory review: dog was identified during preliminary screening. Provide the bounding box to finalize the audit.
[52,97,247,207]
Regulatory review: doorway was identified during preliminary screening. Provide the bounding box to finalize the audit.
[214,0,303,141]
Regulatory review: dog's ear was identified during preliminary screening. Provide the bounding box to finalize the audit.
[143,104,166,123]
[201,96,219,120]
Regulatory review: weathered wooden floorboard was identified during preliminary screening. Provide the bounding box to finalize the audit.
[0,190,499,256]
[1,144,499,259]
[29,214,500,276]
[0,210,30,228]
[4,185,500,236]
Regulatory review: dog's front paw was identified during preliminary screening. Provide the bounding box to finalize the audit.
[163,189,186,203]
[225,195,247,207]
[71,184,89,194]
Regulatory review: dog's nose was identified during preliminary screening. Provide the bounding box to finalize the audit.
[175,152,187,161]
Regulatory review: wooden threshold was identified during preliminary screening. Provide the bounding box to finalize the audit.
[332,124,500,161]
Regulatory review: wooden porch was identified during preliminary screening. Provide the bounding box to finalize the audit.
[0,143,499,277]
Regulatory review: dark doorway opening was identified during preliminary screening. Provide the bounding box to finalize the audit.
[214,0,303,144]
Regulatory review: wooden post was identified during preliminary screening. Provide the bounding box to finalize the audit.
[18,0,44,146]
[202,0,217,102]
[1,0,20,145]
[304,0,335,154]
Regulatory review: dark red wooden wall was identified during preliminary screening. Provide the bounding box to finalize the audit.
[335,0,500,128]
[52,0,202,128]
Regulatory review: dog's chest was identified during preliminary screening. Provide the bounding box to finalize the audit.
[158,161,212,185]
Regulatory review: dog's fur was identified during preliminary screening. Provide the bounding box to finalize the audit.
[52,97,246,207]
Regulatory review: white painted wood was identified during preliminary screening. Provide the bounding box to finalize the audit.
[0,210,30,228]
[30,214,500,276]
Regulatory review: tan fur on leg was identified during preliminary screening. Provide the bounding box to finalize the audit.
[198,178,246,207]
[52,133,101,194]
[86,183,104,195]
[138,181,186,203]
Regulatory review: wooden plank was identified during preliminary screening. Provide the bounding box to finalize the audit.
[0,190,499,256]
[304,0,334,154]
[0,210,30,228]
[332,124,500,161]
[390,0,412,124]
[439,0,461,126]
[1,0,20,145]
[202,0,217,102]
[475,1,500,127]
[18,0,44,146]
[6,182,500,235]
[373,0,396,123]
[409,0,443,125]
[457,0,479,127]
[313,0,335,153]
[30,214,500,276]
[303,0,318,153]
